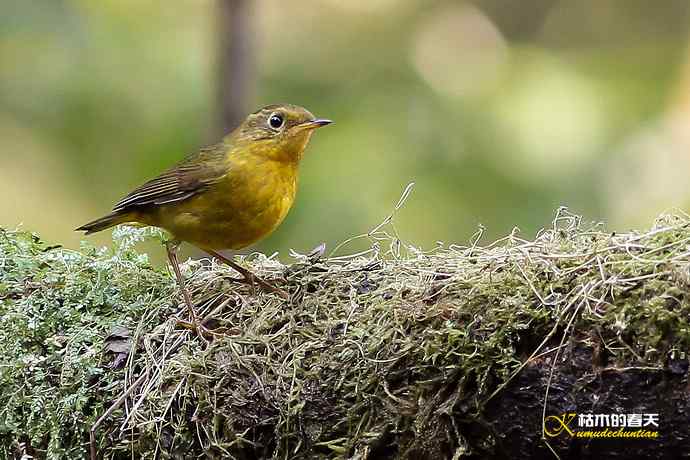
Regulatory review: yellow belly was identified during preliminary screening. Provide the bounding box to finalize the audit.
[150,158,297,250]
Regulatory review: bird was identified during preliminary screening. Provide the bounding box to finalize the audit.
[77,103,331,330]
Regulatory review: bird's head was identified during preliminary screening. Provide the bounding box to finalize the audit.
[230,104,332,163]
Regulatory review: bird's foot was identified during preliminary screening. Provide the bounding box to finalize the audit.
[205,249,289,300]
[174,317,216,342]
[227,272,290,300]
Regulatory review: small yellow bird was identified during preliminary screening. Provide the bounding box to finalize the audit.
[77,104,331,325]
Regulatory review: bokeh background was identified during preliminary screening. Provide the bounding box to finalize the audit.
[3,0,690,261]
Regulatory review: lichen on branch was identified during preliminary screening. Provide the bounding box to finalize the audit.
[1,209,689,459]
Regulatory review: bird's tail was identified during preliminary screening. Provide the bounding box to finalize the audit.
[76,212,130,235]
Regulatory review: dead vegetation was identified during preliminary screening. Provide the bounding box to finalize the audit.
[2,207,690,459]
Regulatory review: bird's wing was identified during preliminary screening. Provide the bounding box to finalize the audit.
[113,144,228,212]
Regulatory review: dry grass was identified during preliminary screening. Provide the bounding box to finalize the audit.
[2,204,690,459]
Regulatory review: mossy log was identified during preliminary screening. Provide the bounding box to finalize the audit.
[1,211,689,459]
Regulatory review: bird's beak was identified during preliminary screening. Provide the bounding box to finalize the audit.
[297,119,333,131]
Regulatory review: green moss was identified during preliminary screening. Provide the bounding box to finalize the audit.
[0,227,175,459]
[1,210,689,458]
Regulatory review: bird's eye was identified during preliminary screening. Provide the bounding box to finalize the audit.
[268,113,284,130]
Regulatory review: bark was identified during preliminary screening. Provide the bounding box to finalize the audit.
[480,344,690,459]
[216,0,255,137]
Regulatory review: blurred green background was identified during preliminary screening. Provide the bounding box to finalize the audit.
[3,0,690,261]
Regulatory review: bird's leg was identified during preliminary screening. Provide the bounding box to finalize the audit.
[205,249,289,300]
[165,241,201,329]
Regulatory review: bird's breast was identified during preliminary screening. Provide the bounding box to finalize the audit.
[161,157,299,250]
